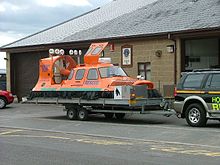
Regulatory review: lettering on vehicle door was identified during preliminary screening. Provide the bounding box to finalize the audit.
[212,96,220,110]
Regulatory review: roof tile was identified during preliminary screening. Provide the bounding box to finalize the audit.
[2,0,220,49]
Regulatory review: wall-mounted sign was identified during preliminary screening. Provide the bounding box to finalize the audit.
[121,45,133,67]
[109,43,115,52]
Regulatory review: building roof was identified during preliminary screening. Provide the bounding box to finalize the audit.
[2,0,220,49]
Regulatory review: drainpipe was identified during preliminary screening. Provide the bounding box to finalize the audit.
[168,33,177,85]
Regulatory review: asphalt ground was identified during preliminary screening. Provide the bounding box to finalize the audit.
[0,103,220,165]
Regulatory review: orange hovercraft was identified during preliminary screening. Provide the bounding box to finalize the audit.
[30,42,159,100]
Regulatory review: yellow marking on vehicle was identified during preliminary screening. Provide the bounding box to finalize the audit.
[212,104,220,111]
[0,129,23,135]
[208,92,220,95]
[129,100,137,105]
[76,138,132,146]
[151,145,220,157]
[176,90,205,94]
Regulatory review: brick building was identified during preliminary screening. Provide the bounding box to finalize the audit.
[0,0,220,100]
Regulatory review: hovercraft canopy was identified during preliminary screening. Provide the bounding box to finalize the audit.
[84,42,108,65]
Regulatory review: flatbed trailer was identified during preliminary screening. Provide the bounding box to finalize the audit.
[24,97,175,121]
[24,43,176,121]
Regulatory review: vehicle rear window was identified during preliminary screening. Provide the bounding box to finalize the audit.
[183,74,205,89]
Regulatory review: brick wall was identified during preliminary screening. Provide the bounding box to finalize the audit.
[104,38,181,92]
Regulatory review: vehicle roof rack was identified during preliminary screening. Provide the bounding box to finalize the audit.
[192,68,220,72]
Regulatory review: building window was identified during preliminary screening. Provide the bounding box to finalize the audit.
[138,62,151,80]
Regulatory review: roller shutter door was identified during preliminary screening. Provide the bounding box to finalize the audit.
[11,51,48,100]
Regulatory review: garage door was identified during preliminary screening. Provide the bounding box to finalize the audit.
[11,51,48,101]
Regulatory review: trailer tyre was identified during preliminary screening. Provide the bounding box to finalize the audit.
[115,113,125,120]
[104,113,114,119]
[67,109,77,120]
[78,109,88,121]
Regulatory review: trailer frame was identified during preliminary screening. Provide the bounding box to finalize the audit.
[23,97,175,120]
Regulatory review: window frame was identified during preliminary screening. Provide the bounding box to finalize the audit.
[87,68,99,80]
[121,45,133,68]
[91,47,102,55]
[68,69,75,80]
[137,62,151,80]
[98,66,127,79]
[75,69,85,80]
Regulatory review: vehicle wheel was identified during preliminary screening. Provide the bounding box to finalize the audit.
[104,113,114,119]
[78,109,88,121]
[115,113,125,120]
[185,103,207,127]
[0,97,6,109]
[66,109,77,120]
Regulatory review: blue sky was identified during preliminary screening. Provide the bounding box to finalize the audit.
[0,0,111,68]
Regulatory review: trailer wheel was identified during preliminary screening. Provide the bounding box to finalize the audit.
[115,113,125,120]
[67,109,77,120]
[104,113,114,119]
[78,109,88,121]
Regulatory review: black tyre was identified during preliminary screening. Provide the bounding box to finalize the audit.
[67,109,77,120]
[115,113,125,120]
[78,109,89,121]
[0,97,7,109]
[185,103,207,127]
[104,113,114,119]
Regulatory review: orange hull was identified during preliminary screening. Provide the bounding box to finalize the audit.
[32,42,154,93]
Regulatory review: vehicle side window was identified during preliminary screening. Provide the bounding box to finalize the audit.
[209,74,220,89]
[183,74,205,89]
[68,69,74,80]
[75,69,85,80]
[99,67,109,78]
[87,69,98,80]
